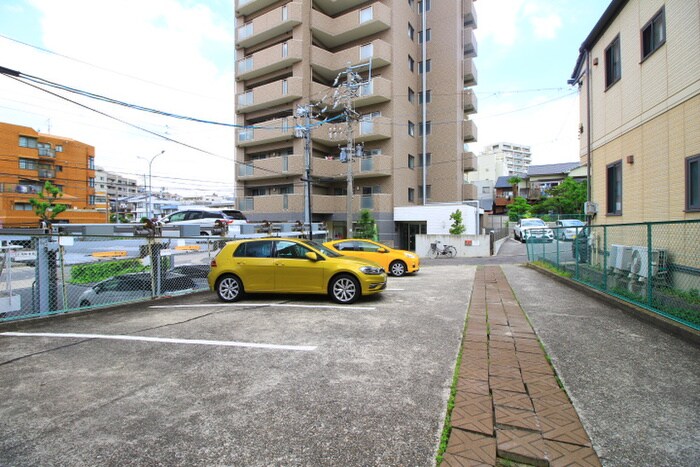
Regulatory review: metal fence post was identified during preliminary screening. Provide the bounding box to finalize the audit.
[647,223,653,306]
[603,225,608,291]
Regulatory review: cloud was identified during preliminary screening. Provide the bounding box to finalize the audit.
[0,0,238,195]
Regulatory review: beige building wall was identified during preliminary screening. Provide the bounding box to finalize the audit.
[575,0,700,224]
[234,0,477,241]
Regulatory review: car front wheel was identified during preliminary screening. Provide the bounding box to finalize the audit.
[216,274,243,302]
[389,260,407,277]
[329,274,360,304]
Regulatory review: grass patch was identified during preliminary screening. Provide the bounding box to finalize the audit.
[69,259,147,284]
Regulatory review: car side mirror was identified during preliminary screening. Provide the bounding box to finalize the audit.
[377,247,387,253]
[305,251,320,261]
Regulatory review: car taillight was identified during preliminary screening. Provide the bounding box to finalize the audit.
[210,259,217,268]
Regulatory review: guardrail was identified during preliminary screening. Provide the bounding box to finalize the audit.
[525,220,700,331]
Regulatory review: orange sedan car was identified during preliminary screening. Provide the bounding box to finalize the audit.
[323,239,420,277]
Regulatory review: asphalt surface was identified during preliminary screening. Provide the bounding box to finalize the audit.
[0,237,698,466]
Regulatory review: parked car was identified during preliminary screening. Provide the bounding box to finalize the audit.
[323,239,419,277]
[208,237,387,304]
[157,209,247,236]
[170,264,210,289]
[555,219,586,241]
[513,218,554,243]
[79,272,196,307]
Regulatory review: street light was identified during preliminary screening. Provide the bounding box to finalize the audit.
[137,150,165,220]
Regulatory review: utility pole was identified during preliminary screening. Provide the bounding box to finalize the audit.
[295,105,315,240]
[137,150,165,220]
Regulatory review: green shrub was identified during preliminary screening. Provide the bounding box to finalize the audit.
[70,259,147,284]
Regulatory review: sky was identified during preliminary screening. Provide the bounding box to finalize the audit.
[0,0,611,197]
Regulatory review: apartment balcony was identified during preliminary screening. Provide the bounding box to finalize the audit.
[311,76,391,109]
[462,183,478,201]
[38,168,56,179]
[235,0,280,16]
[313,0,372,16]
[313,154,391,180]
[312,192,392,214]
[310,117,391,145]
[237,117,294,148]
[463,0,477,28]
[240,193,305,214]
[462,119,477,143]
[38,147,55,158]
[238,154,304,181]
[237,77,303,113]
[236,2,303,49]
[463,59,477,86]
[463,28,477,57]
[311,40,391,81]
[463,89,477,114]
[311,2,391,49]
[462,152,477,172]
[236,40,303,81]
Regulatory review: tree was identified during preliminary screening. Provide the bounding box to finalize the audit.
[355,209,378,240]
[507,176,523,198]
[30,181,68,227]
[507,196,531,221]
[449,209,466,235]
[534,177,587,215]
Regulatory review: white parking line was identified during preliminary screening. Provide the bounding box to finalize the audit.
[152,303,376,311]
[0,332,316,352]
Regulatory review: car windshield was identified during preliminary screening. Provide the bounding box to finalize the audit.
[560,220,584,227]
[522,219,546,227]
[302,239,341,258]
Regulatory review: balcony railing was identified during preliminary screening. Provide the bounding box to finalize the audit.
[463,119,477,143]
[311,3,391,48]
[311,40,391,81]
[463,28,477,57]
[38,169,56,179]
[463,0,477,28]
[462,152,477,172]
[235,0,279,16]
[237,154,304,180]
[313,0,370,16]
[463,89,477,114]
[236,117,294,147]
[463,59,478,86]
[236,2,303,48]
[38,147,55,158]
[236,40,303,81]
[236,77,303,113]
[0,183,43,194]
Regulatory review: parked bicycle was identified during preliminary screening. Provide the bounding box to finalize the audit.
[428,241,457,259]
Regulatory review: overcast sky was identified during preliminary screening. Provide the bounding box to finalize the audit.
[0,0,611,196]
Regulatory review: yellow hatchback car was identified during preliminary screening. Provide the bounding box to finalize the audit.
[323,239,420,277]
[208,237,387,304]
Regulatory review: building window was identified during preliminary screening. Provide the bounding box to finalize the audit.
[418,0,431,13]
[88,156,95,170]
[419,121,431,136]
[605,36,621,88]
[89,177,95,188]
[419,90,431,104]
[55,145,63,152]
[19,136,38,148]
[19,158,37,170]
[419,59,431,74]
[408,154,415,169]
[687,154,700,211]
[408,23,414,41]
[418,185,432,199]
[418,153,432,166]
[282,42,288,58]
[408,187,415,202]
[408,87,415,103]
[606,160,622,215]
[14,203,33,211]
[642,7,665,61]
[408,121,415,137]
[360,43,373,60]
[359,6,373,23]
[89,195,96,205]
[279,185,294,195]
[419,29,431,43]
[408,55,414,72]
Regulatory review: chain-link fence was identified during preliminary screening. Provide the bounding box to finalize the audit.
[0,233,224,322]
[526,220,700,331]
[482,214,510,241]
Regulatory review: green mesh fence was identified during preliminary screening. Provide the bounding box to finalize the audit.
[527,220,700,331]
[0,234,220,322]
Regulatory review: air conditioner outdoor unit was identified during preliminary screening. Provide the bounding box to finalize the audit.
[608,244,634,272]
[629,246,668,279]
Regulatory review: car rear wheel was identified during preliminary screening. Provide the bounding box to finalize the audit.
[80,300,90,307]
[329,274,360,304]
[216,274,243,302]
[389,260,407,277]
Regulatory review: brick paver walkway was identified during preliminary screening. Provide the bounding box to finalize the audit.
[443,266,601,466]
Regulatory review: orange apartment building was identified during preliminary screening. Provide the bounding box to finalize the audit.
[0,121,106,227]
[234,0,478,244]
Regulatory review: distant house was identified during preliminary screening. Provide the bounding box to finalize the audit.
[493,176,514,214]
[523,162,581,201]
[569,0,700,223]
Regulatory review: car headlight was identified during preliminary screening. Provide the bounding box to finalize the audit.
[359,265,385,275]
[404,252,416,259]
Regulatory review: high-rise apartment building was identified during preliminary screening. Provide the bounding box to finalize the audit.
[234,0,477,242]
[0,121,105,227]
[469,142,532,182]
